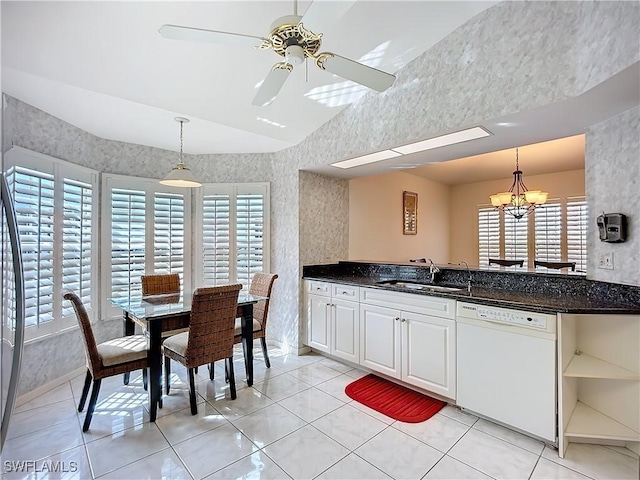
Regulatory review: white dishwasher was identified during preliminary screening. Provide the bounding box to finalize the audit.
[456,302,557,442]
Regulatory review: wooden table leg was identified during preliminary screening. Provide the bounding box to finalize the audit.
[241,304,254,386]
[123,312,135,385]
[147,319,162,422]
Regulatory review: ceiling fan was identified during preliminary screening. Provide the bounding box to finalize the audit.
[159,0,396,106]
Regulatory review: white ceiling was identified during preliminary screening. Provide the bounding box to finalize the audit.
[1,0,496,154]
[2,1,638,182]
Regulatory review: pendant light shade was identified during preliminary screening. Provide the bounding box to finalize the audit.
[160,117,202,188]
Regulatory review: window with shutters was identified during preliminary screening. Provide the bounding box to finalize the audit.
[504,214,528,268]
[102,174,191,317]
[478,197,587,273]
[534,202,562,266]
[4,147,98,341]
[478,208,500,268]
[566,198,588,272]
[196,183,269,289]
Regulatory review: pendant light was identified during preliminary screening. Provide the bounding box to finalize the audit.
[489,148,548,220]
[160,117,202,188]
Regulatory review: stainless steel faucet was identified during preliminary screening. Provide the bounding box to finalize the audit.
[427,258,441,283]
[458,261,472,293]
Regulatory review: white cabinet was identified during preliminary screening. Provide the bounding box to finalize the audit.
[359,303,401,378]
[307,293,331,353]
[359,288,456,399]
[305,281,359,363]
[558,313,640,457]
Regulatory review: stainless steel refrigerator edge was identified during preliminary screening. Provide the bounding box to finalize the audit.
[1,92,27,452]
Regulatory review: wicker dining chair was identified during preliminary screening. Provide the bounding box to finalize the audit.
[63,291,149,432]
[141,273,180,296]
[122,273,184,386]
[162,284,242,414]
[233,273,278,369]
[534,260,576,271]
[488,258,525,267]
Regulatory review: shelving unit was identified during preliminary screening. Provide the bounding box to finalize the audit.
[558,313,640,458]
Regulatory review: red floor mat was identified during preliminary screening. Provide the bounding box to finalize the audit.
[345,374,446,423]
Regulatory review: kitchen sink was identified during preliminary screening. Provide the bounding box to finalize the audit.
[377,280,463,293]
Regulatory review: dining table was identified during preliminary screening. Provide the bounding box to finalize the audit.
[109,291,265,422]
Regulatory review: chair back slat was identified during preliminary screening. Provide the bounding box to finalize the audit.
[249,273,278,330]
[186,284,242,364]
[142,273,180,296]
[63,291,101,374]
[488,258,524,267]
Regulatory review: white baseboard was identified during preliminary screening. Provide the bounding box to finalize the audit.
[16,366,85,407]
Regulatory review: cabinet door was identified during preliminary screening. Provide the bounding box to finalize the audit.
[331,299,359,363]
[307,294,331,353]
[359,304,401,379]
[402,311,456,399]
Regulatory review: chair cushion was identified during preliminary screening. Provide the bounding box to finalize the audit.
[162,331,189,357]
[234,318,262,336]
[98,335,148,367]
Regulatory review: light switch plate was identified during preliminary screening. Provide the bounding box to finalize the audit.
[598,252,614,270]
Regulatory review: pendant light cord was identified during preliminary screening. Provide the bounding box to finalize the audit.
[179,120,184,164]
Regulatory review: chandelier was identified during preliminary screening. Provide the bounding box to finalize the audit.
[489,148,548,220]
[160,117,202,188]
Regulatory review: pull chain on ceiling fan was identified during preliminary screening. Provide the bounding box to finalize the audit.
[159,0,396,106]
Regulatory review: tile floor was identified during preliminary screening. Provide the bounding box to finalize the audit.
[3,345,639,479]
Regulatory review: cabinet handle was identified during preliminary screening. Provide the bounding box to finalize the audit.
[401,318,407,323]
[394,317,400,322]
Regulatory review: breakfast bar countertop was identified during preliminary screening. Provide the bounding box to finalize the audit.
[302,261,640,315]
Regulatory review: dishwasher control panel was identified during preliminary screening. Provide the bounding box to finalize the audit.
[457,302,553,331]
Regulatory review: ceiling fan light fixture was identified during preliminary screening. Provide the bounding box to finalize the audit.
[285,45,305,65]
[160,117,202,188]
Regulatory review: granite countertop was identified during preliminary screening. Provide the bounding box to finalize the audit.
[302,264,640,315]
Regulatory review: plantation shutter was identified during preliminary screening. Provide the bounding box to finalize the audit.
[504,214,528,267]
[566,198,588,272]
[236,192,265,287]
[8,166,55,329]
[478,207,500,267]
[110,188,146,299]
[153,192,185,286]
[534,202,562,266]
[62,178,94,317]
[202,193,231,285]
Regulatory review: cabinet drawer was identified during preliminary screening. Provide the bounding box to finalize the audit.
[332,284,359,300]
[360,287,455,320]
[307,280,331,297]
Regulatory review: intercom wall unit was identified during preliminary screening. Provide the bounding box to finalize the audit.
[596,213,627,243]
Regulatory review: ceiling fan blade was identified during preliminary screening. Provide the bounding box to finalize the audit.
[299,0,357,33]
[159,24,264,48]
[317,53,396,92]
[252,63,293,106]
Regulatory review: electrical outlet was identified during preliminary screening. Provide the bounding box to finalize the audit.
[598,252,614,270]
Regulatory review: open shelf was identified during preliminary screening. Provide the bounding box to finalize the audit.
[565,401,640,441]
[564,352,640,380]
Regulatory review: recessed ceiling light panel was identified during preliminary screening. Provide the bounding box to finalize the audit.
[392,126,491,155]
[331,150,402,169]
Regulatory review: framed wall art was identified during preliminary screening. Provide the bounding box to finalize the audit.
[403,191,418,235]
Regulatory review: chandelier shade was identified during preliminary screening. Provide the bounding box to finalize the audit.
[489,148,547,220]
[160,117,202,188]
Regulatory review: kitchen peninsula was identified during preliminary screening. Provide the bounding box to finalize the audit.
[302,261,640,458]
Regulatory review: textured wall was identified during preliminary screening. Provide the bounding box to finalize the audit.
[299,171,349,266]
[586,107,640,286]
